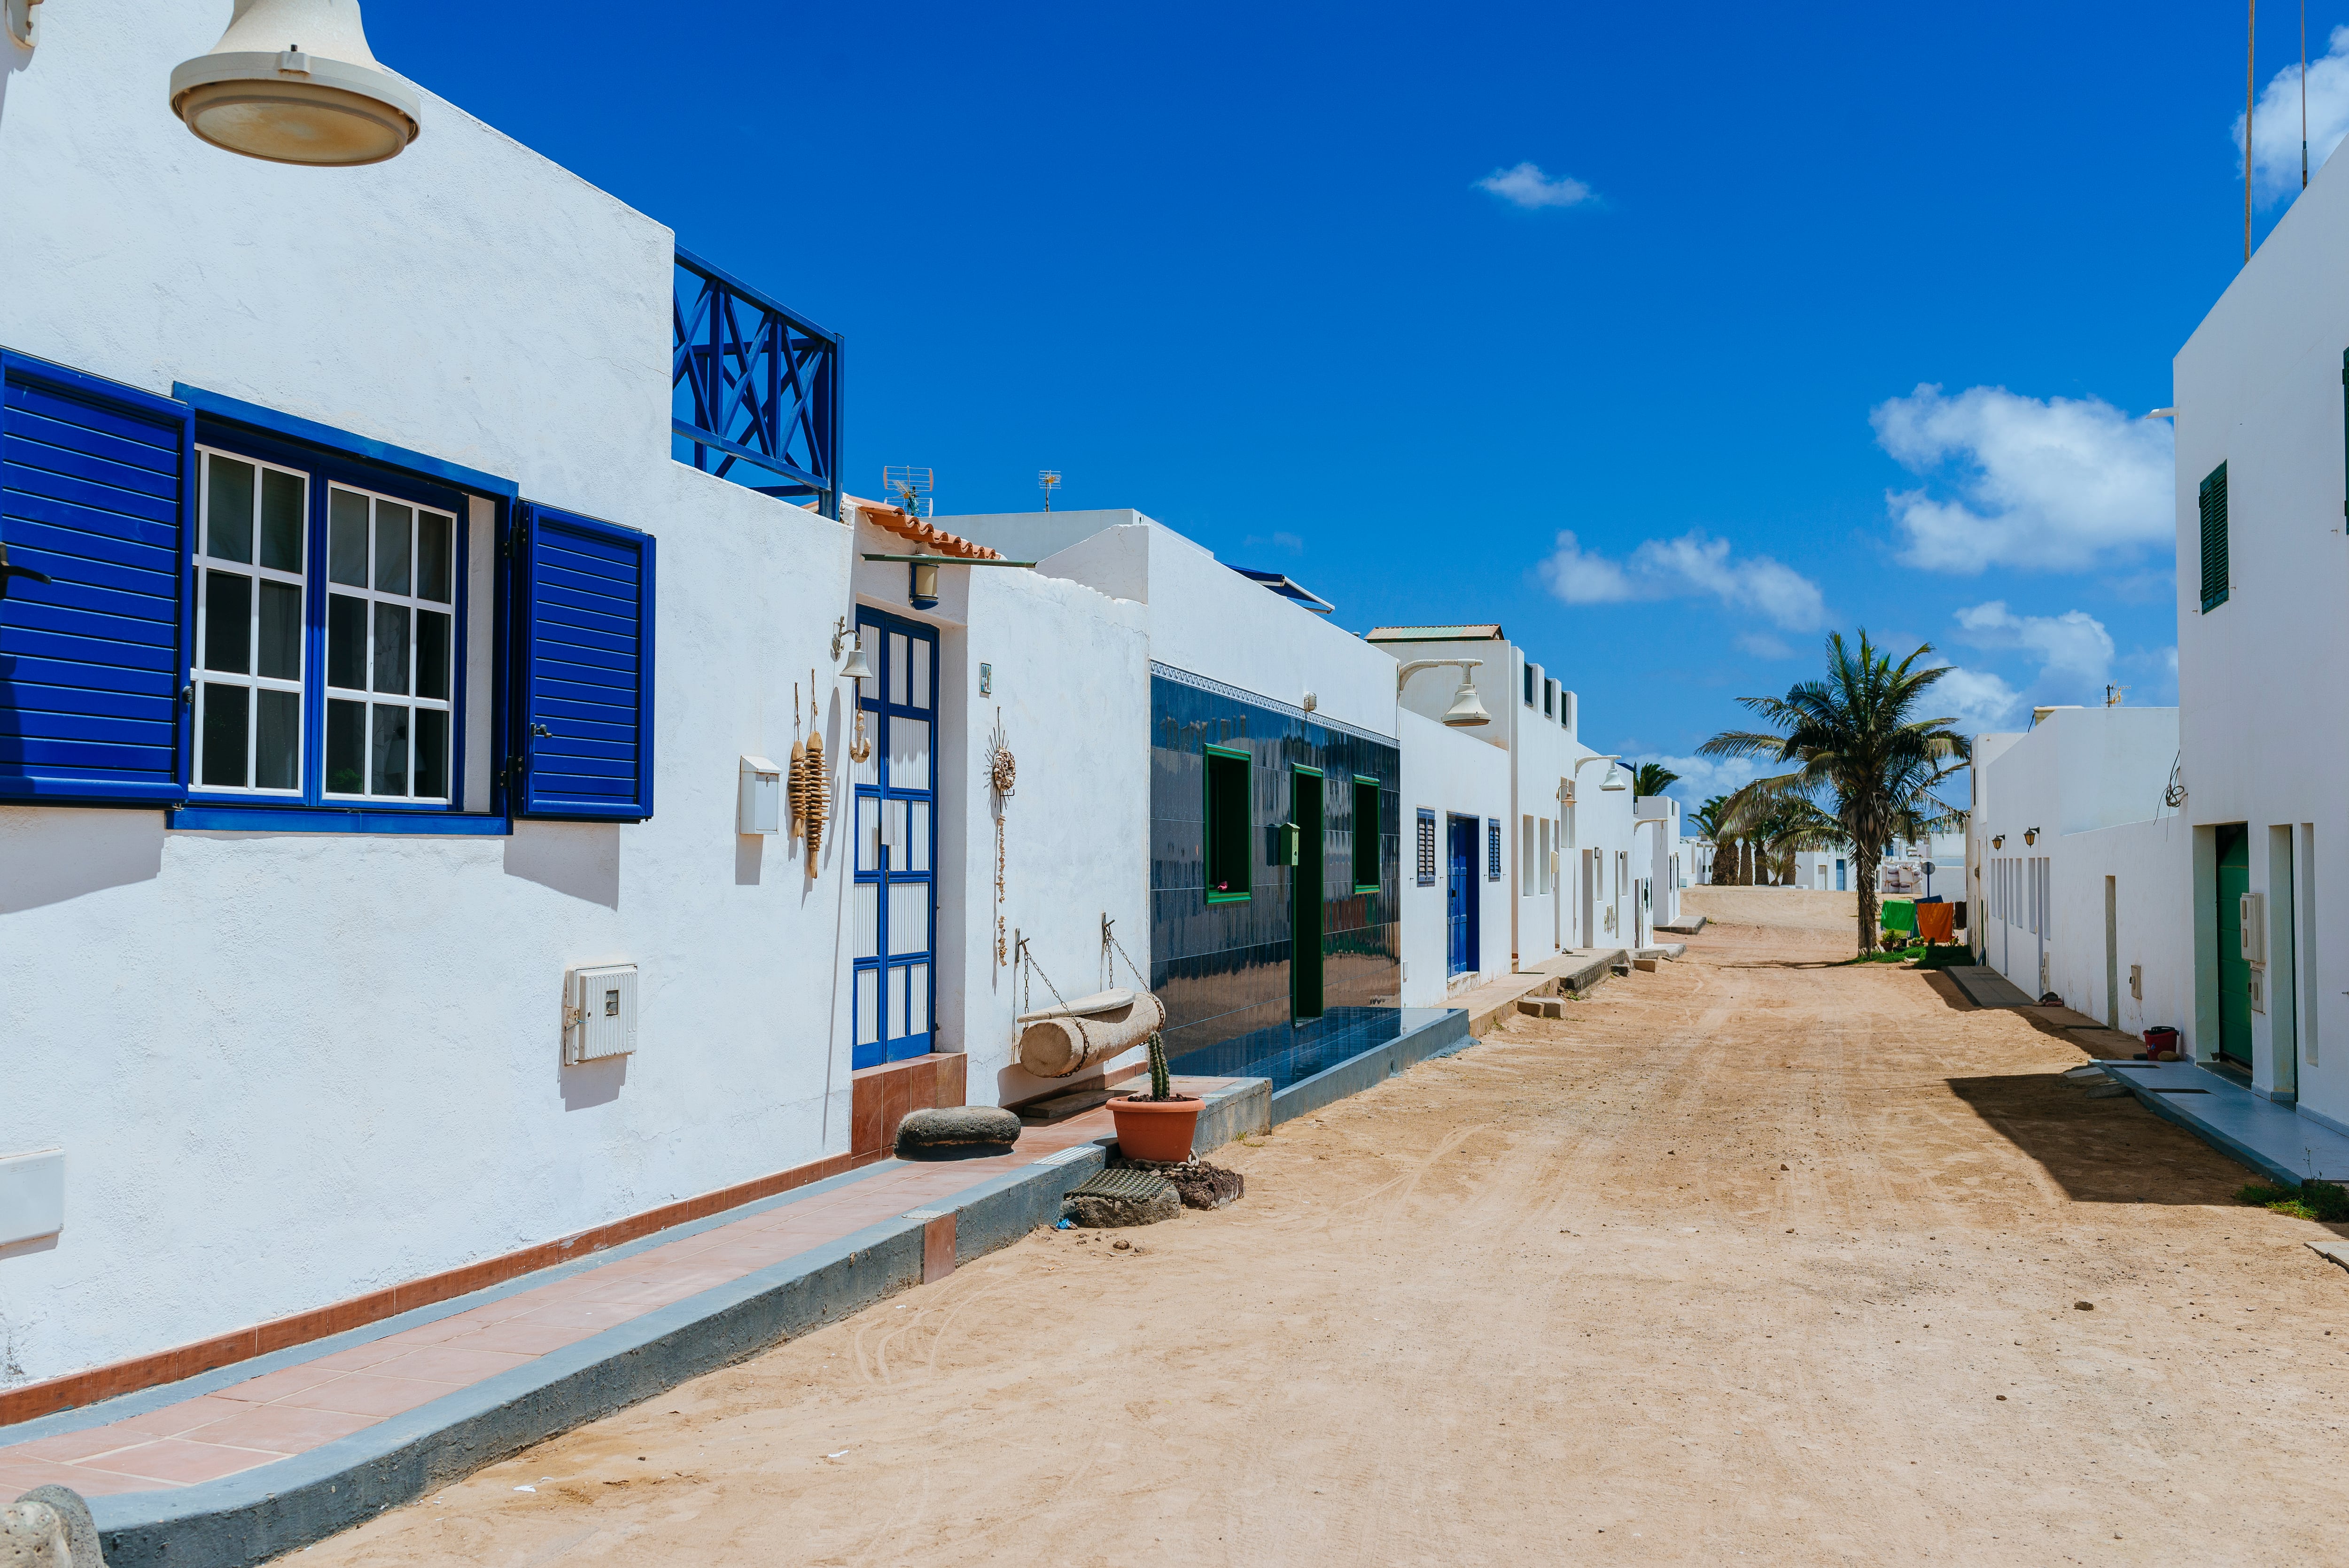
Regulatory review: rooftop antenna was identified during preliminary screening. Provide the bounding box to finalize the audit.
[2247,0,2257,263]
[2105,683,2128,708]
[1037,470,1061,512]
[882,465,933,519]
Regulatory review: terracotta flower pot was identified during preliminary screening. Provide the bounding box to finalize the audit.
[1108,1094,1201,1162]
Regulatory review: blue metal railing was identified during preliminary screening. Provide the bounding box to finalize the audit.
[672,248,842,519]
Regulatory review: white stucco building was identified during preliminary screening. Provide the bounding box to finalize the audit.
[1967,708,2186,1027]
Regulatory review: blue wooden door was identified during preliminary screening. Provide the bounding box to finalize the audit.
[1447,814,1473,976]
[851,609,936,1068]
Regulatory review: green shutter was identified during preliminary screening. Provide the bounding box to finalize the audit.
[2198,461,2230,613]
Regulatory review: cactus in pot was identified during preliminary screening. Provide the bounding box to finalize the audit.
[1109,1027,1200,1160]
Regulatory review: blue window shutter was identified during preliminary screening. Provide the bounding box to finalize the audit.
[0,351,193,805]
[513,501,655,820]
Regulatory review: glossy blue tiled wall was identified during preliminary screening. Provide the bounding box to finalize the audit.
[1151,665,1400,1059]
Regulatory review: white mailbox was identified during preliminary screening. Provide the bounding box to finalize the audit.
[2240,891,2266,964]
[739,755,782,835]
[0,1149,64,1246]
[565,964,639,1063]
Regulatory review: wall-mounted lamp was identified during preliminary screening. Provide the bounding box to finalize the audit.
[861,552,1037,614]
[1574,753,1627,792]
[169,0,422,166]
[1991,834,2004,849]
[1395,658,1490,727]
[2023,827,2038,846]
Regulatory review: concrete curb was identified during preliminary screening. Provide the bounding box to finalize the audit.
[1268,1009,1470,1126]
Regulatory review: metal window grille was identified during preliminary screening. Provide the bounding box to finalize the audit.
[1487,819,1502,880]
[1416,807,1437,886]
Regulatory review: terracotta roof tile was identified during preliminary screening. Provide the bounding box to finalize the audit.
[851,499,1002,560]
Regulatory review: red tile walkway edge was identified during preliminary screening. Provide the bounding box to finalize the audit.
[0,1076,1265,1568]
[0,1147,873,1428]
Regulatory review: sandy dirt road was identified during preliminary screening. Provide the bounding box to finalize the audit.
[310,891,2349,1566]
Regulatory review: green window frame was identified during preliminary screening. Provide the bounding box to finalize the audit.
[2198,460,2230,613]
[1352,776,1381,893]
[1205,744,1252,903]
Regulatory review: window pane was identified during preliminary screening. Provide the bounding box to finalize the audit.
[882,798,905,868]
[888,632,909,705]
[417,512,453,603]
[855,967,879,1045]
[374,502,412,593]
[258,580,301,680]
[856,796,880,872]
[256,689,299,790]
[206,457,253,563]
[414,708,449,800]
[202,571,251,673]
[372,602,409,694]
[260,469,304,572]
[326,699,366,792]
[887,881,928,955]
[200,683,249,786]
[889,965,908,1039]
[328,489,369,584]
[853,882,878,960]
[371,703,409,795]
[904,800,929,872]
[327,595,366,688]
[907,962,929,1037]
[888,715,930,791]
[415,609,450,700]
[911,640,930,709]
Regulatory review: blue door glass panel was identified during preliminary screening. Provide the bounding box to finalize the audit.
[851,608,936,1069]
[1447,815,1473,976]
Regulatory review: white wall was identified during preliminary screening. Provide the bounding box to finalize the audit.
[0,3,858,1383]
[2173,150,2349,1126]
[1971,709,2185,1036]
[940,514,1401,739]
[1398,710,1511,1006]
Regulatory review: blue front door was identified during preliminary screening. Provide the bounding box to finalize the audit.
[851,609,937,1069]
[1447,814,1475,976]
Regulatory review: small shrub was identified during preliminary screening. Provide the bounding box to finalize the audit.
[2235,1179,2349,1222]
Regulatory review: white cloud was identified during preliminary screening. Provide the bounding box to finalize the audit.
[1475,162,1596,209]
[1735,630,1793,659]
[1929,665,2026,733]
[2235,26,2349,199]
[1871,384,2173,573]
[1539,529,1826,630]
[1952,600,2116,691]
[1627,752,1765,807]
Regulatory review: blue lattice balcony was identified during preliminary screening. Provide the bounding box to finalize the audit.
[672,248,842,518]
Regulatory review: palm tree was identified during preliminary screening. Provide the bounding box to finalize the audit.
[1699,631,1969,954]
[1631,761,1680,798]
[1687,795,1733,884]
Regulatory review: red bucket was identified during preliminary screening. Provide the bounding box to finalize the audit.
[2143,1026,2179,1059]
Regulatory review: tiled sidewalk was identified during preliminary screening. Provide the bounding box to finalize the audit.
[0,1091,1189,1500]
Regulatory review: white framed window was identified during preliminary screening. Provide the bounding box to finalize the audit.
[323,482,457,801]
[194,447,309,793]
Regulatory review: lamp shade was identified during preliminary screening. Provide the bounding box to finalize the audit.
[1599,763,1627,791]
[170,0,420,166]
[1441,676,1491,728]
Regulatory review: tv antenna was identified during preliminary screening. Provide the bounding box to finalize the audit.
[882,465,933,519]
[2104,683,2128,707]
[1037,470,1061,512]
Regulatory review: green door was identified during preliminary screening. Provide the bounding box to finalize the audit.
[1292,767,1325,1021]
[2217,824,2252,1067]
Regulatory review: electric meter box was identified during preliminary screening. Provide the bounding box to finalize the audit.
[739,755,782,835]
[565,963,639,1063]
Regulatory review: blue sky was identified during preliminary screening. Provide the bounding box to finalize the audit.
[378,1,2333,804]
